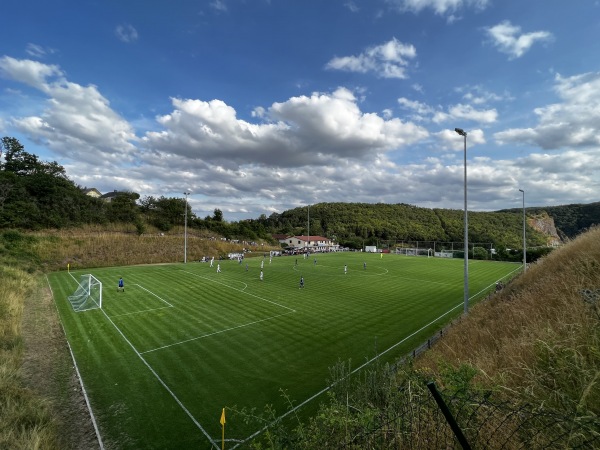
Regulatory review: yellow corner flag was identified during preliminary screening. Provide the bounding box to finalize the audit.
[220,408,226,450]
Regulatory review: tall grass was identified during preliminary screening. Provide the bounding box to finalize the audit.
[22,227,278,272]
[0,227,277,449]
[248,227,600,448]
[416,227,600,417]
[4,226,599,448]
[0,265,60,449]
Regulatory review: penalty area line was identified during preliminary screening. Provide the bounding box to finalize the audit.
[99,308,220,449]
[134,283,174,307]
[140,310,296,354]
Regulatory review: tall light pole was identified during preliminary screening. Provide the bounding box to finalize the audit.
[183,192,191,264]
[307,204,310,253]
[455,128,469,314]
[519,189,526,272]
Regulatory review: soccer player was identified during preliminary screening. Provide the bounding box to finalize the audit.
[363,262,367,270]
[344,264,347,275]
[217,264,221,273]
[118,277,124,292]
[299,276,304,289]
[210,257,214,268]
[260,270,264,281]
[261,260,264,269]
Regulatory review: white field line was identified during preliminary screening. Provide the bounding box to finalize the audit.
[101,283,175,318]
[232,273,518,448]
[98,307,220,449]
[134,283,174,307]
[140,310,296,354]
[292,264,389,276]
[54,274,105,450]
[181,270,296,313]
[65,272,219,448]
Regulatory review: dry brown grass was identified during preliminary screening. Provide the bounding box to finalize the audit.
[26,227,278,272]
[0,266,62,449]
[0,226,277,449]
[416,227,600,414]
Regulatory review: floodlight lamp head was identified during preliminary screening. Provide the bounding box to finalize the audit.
[519,189,524,193]
[455,127,467,136]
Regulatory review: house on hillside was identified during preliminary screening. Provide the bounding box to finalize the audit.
[82,187,102,198]
[100,190,127,202]
[276,235,339,253]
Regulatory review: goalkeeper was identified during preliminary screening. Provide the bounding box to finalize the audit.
[118,277,124,292]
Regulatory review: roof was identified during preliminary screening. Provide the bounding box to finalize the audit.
[293,235,331,242]
[83,188,102,197]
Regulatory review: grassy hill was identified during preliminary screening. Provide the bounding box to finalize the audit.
[1,225,599,448]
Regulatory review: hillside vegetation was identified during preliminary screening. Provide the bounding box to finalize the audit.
[2,136,596,261]
[2,226,599,448]
[502,201,600,240]
[264,202,554,251]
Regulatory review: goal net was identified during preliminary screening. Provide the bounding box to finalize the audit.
[68,274,103,312]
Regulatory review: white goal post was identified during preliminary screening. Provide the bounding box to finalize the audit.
[68,274,103,312]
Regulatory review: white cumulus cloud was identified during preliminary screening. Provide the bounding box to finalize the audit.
[386,0,490,16]
[494,72,600,149]
[485,20,553,59]
[326,38,417,79]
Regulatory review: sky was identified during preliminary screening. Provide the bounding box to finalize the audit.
[1,0,599,221]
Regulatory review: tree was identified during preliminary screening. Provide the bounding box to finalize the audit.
[140,196,189,231]
[1,137,40,175]
[213,208,223,222]
[106,192,141,223]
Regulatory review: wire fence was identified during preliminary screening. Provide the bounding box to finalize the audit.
[338,381,600,449]
[325,285,600,449]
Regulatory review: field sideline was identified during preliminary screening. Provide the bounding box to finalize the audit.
[47,252,520,449]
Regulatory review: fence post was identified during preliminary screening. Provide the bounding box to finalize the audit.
[426,381,471,450]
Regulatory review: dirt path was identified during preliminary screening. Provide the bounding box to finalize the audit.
[20,277,101,450]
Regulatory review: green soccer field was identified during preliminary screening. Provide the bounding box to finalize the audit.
[47,253,520,449]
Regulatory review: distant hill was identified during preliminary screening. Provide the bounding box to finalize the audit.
[263,202,553,250]
[499,201,600,240]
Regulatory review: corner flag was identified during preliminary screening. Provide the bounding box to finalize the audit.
[220,408,226,450]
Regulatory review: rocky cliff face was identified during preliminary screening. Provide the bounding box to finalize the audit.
[529,212,562,246]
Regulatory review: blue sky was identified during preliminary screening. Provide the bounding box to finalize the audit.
[1,0,599,221]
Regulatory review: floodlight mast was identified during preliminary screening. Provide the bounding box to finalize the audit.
[307,204,310,253]
[184,192,191,264]
[519,189,526,272]
[455,128,469,315]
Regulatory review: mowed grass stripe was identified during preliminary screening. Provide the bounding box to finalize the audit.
[49,255,520,447]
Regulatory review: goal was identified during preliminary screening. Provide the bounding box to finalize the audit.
[68,274,103,312]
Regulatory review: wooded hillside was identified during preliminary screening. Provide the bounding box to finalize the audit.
[2,136,597,256]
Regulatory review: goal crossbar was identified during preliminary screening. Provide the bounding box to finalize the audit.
[68,274,103,312]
